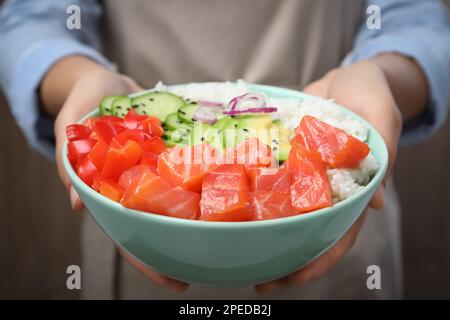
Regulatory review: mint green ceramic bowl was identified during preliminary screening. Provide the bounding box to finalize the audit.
[63,84,388,287]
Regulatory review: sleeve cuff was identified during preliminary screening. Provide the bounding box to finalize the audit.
[6,38,111,159]
[343,32,450,145]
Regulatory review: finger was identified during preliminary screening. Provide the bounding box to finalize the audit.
[288,211,367,285]
[119,249,189,293]
[255,276,290,294]
[123,76,145,93]
[368,184,385,210]
[70,185,85,210]
[256,211,367,293]
[303,80,328,98]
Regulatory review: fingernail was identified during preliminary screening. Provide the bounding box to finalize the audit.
[70,186,78,210]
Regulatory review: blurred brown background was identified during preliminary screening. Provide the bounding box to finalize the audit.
[1,0,450,300]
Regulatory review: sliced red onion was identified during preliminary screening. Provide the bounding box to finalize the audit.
[223,107,277,115]
[198,100,224,108]
[227,92,267,111]
[193,107,218,124]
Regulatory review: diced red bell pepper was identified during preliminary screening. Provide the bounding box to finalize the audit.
[140,152,159,165]
[98,179,125,202]
[77,157,99,186]
[110,129,152,148]
[294,115,370,168]
[94,119,125,144]
[83,117,99,130]
[67,138,97,166]
[98,115,123,122]
[66,124,92,142]
[123,110,148,130]
[140,116,164,137]
[87,140,109,170]
[92,174,101,191]
[139,136,167,154]
[101,140,144,181]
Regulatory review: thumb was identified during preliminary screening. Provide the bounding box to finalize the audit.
[122,76,145,93]
[303,80,329,98]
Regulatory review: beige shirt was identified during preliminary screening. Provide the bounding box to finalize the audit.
[81,0,402,299]
[103,0,363,88]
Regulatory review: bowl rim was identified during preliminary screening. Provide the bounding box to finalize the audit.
[63,82,388,229]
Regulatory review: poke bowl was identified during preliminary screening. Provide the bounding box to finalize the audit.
[63,81,388,287]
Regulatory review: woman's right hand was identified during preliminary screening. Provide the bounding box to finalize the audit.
[42,56,188,293]
[53,66,143,209]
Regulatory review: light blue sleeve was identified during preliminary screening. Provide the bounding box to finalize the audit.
[0,0,111,158]
[344,0,450,145]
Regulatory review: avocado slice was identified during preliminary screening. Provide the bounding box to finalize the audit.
[213,116,239,130]
[236,115,273,130]
[272,119,292,142]
[273,142,291,162]
[189,123,224,150]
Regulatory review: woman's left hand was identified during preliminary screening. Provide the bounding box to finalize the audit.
[255,60,403,293]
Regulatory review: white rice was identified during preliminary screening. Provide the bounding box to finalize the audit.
[154,80,378,202]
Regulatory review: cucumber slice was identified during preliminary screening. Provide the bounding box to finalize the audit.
[131,92,185,122]
[178,103,199,123]
[165,113,193,131]
[163,130,173,139]
[162,130,176,147]
[171,128,192,145]
[111,96,131,117]
[100,95,122,115]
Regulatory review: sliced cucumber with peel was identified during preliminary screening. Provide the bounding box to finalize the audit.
[111,96,131,117]
[100,95,122,115]
[165,113,193,131]
[131,92,185,122]
[178,103,199,123]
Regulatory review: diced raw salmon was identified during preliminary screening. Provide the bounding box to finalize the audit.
[231,137,273,169]
[199,164,252,221]
[121,170,200,219]
[158,144,219,193]
[288,142,332,212]
[247,166,291,192]
[118,164,157,189]
[294,115,370,168]
[250,191,299,220]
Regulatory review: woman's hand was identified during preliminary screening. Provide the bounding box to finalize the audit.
[53,67,142,208]
[42,56,188,293]
[256,59,407,293]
